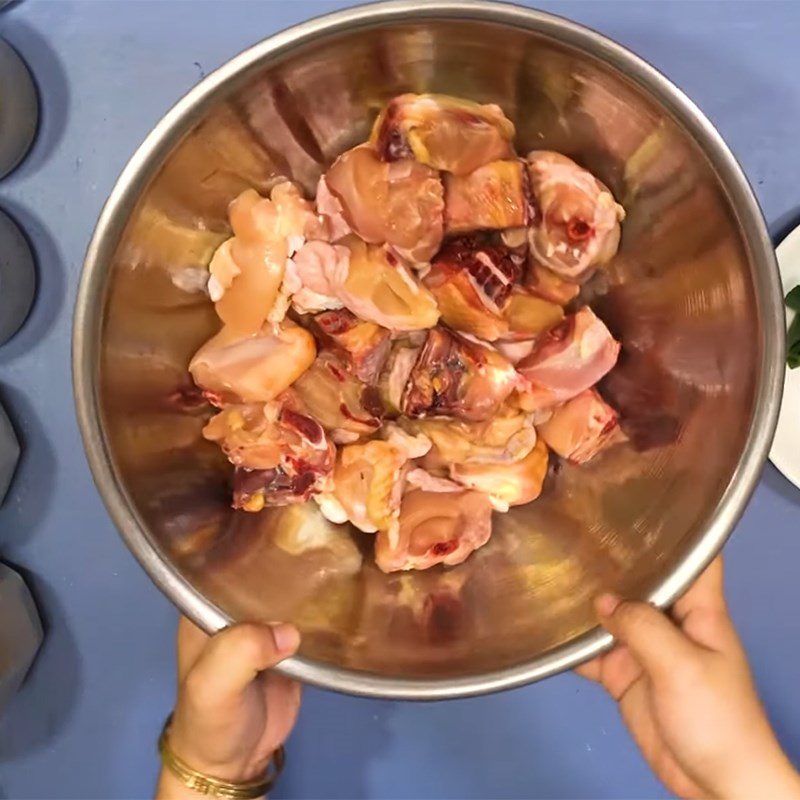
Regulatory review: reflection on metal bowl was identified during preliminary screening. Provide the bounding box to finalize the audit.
[73,1,784,699]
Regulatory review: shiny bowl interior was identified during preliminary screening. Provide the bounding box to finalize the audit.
[74,1,784,699]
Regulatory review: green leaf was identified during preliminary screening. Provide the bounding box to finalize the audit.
[788,313,800,369]
[787,285,800,312]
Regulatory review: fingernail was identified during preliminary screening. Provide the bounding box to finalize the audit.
[271,623,300,654]
[595,593,621,618]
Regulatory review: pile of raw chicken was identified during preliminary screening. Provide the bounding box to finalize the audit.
[189,93,626,573]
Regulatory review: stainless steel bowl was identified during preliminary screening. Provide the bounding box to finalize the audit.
[73,0,784,699]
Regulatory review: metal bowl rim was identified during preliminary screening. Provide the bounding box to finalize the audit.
[72,0,785,700]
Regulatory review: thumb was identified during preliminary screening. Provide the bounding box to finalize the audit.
[596,594,698,681]
[185,622,300,708]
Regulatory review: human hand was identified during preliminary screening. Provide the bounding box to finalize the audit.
[156,617,301,798]
[577,558,800,799]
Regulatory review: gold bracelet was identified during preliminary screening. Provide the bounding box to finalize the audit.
[158,714,285,799]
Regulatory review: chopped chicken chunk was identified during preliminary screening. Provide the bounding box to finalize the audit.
[402,327,519,421]
[526,151,624,282]
[371,93,515,175]
[333,440,408,534]
[288,239,348,314]
[312,309,391,384]
[423,235,522,341]
[189,320,316,405]
[403,409,537,466]
[444,160,530,234]
[537,389,625,464]
[219,404,335,510]
[375,489,493,572]
[525,259,581,306]
[323,144,444,263]
[516,307,620,410]
[450,438,549,510]
[208,184,323,334]
[291,352,383,439]
[501,288,565,340]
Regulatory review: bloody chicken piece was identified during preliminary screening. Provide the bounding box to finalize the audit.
[402,327,519,421]
[516,307,620,410]
[312,309,391,384]
[423,235,522,341]
[374,489,493,573]
[323,144,444,264]
[291,352,383,441]
[371,93,515,175]
[233,466,320,511]
[444,160,531,234]
[208,184,323,334]
[222,406,335,511]
[526,151,624,282]
[189,320,316,405]
[203,401,334,473]
[450,438,549,510]
[537,389,626,464]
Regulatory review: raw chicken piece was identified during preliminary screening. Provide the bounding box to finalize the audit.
[402,327,519,421]
[501,287,564,340]
[222,404,335,511]
[291,237,440,331]
[208,184,323,334]
[494,289,565,363]
[380,422,432,459]
[371,93,515,175]
[315,175,352,241]
[405,468,462,493]
[444,160,530,234]
[232,465,321,512]
[403,408,537,466]
[287,239,348,314]
[374,489,493,572]
[203,401,334,473]
[450,439,549,511]
[377,339,423,414]
[423,235,522,341]
[312,309,391,384]
[516,307,620,410]
[524,259,581,306]
[526,151,624,282]
[291,352,383,439]
[333,440,408,534]
[203,402,284,470]
[340,237,440,330]
[495,339,538,365]
[323,144,444,263]
[537,389,625,464]
[189,320,316,405]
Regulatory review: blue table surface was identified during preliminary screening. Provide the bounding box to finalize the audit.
[1,1,800,797]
